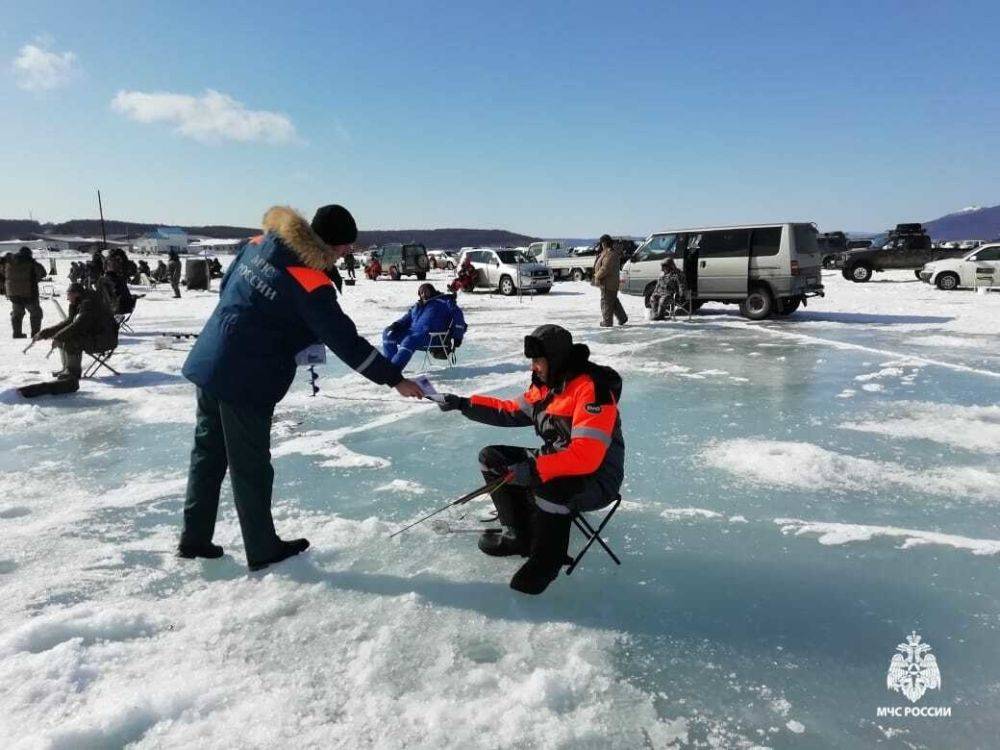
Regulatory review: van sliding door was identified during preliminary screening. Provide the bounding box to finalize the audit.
[690,229,750,298]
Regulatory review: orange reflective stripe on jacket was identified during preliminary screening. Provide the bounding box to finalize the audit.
[534,375,617,483]
[287,265,332,293]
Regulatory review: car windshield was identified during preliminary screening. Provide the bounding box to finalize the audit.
[633,234,678,262]
[496,250,532,264]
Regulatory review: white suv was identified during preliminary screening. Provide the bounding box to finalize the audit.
[458,248,553,295]
[920,244,1000,290]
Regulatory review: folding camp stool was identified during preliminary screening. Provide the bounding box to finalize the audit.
[82,349,120,378]
[669,289,694,321]
[420,322,458,370]
[115,313,135,334]
[566,494,622,575]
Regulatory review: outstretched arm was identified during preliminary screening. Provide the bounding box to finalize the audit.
[292,272,403,387]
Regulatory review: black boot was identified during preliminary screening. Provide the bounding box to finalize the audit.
[248,537,310,571]
[510,510,572,595]
[478,486,532,557]
[177,541,224,559]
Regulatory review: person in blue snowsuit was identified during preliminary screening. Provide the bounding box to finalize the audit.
[382,283,467,369]
[178,205,424,571]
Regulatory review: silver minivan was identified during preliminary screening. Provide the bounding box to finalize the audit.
[620,223,824,319]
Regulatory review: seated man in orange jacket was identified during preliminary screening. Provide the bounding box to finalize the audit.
[438,324,624,594]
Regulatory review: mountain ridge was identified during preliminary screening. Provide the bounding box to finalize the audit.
[0,219,540,250]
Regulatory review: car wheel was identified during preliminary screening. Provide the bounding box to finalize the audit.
[776,297,801,315]
[936,272,960,291]
[416,272,427,281]
[499,275,516,296]
[571,268,585,282]
[389,266,401,281]
[849,264,872,283]
[739,286,774,320]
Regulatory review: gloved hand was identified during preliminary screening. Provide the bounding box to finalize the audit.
[437,394,469,412]
[505,460,540,488]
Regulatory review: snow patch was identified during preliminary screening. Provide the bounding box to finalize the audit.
[702,439,1000,502]
[841,401,1000,454]
[375,479,427,495]
[775,518,1000,556]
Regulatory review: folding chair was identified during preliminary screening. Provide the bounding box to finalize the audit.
[115,313,134,334]
[82,349,120,378]
[669,288,694,321]
[114,294,143,334]
[420,322,458,370]
[565,494,622,575]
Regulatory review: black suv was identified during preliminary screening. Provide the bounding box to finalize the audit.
[372,243,431,280]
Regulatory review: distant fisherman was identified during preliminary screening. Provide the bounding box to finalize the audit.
[437,324,624,594]
[179,205,424,571]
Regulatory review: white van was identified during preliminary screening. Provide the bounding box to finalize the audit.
[620,223,824,319]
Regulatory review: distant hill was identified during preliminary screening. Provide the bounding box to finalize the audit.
[0,218,539,250]
[923,204,1000,241]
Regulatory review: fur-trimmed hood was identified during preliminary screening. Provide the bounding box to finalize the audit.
[261,206,337,271]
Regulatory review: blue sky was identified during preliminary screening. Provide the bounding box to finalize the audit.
[2,1,998,236]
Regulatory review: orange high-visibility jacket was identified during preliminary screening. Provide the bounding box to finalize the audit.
[463,370,625,489]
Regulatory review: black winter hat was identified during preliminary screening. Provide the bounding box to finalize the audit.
[311,204,358,246]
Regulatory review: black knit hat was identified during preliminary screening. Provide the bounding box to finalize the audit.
[311,204,358,246]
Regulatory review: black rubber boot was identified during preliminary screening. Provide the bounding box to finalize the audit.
[248,538,310,571]
[478,487,532,557]
[177,541,224,559]
[510,511,572,595]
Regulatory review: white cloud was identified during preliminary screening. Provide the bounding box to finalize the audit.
[111,89,298,145]
[12,41,78,91]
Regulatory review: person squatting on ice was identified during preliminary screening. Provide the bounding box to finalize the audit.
[449,256,478,293]
[438,324,624,595]
[5,246,47,339]
[648,257,688,320]
[382,283,467,369]
[179,204,424,571]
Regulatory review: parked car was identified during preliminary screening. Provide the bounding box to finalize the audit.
[427,250,457,270]
[919,243,1000,290]
[457,248,553,295]
[835,223,967,282]
[620,223,824,320]
[371,243,431,280]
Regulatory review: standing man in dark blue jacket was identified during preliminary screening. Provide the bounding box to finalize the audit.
[179,204,424,571]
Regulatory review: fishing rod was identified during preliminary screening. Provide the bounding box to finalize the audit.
[388,475,510,539]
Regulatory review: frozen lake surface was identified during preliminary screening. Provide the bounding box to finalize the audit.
[1,267,998,748]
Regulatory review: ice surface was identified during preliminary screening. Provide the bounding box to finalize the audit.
[1,266,999,747]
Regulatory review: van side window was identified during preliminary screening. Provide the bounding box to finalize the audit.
[694,229,751,258]
[750,227,782,257]
[635,234,678,262]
